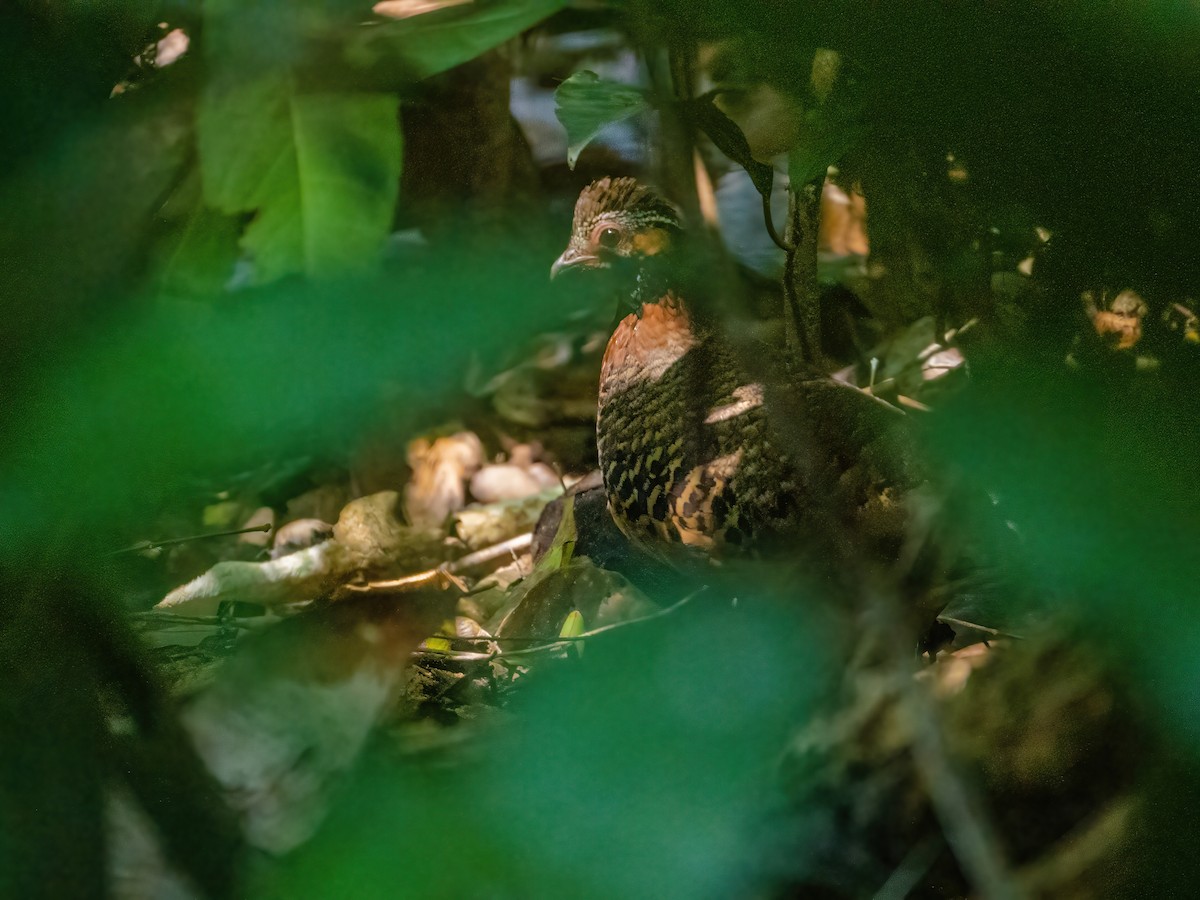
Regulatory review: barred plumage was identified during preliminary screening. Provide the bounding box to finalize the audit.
[553,178,924,571]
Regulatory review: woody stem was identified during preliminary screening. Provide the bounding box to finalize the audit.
[782,157,826,370]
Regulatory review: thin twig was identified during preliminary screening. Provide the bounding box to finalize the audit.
[451,533,532,574]
[906,690,1021,899]
[874,488,1020,897]
[340,565,467,595]
[132,612,260,630]
[415,590,700,663]
[338,534,533,599]
[937,615,1024,641]
[883,605,1021,900]
[111,523,272,555]
[874,836,942,900]
[896,395,933,412]
[763,191,793,251]
[1015,798,1134,895]
[782,169,827,366]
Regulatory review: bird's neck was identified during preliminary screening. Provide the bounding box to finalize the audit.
[627,259,676,310]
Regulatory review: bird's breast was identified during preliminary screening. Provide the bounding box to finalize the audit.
[598,296,697,401]
[596,297,758,551]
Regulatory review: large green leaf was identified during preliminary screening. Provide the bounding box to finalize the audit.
[194,0,561,282]
[155,205,242,295]
[351,0,567,81]
[554,70,651,169]
[153,170,243,295]
[197,75,402,281]
[785,102,864,187]
[686,93,776,197]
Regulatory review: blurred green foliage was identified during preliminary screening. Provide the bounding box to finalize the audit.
[348,0,566,81]
[1,0,1199,897]
[0,0,571,561]
[197,81,402,281]
[257,600,830,900]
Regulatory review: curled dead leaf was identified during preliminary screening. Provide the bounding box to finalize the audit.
[1088,289,1147,351]
[404,431,485,527]
[469,464,543,503]
[1092,311,1142,350]
[453,488,560,551]
[271,518,334,558]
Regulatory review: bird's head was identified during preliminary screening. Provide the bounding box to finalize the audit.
[551,177,682,280]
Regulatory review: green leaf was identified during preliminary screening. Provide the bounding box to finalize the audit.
[541,494,577,572]
[554,71,651,169]
[351,0,566,82]
[155,205,242,296]
[197,75,402,281]
[558,608,585,657]
[558,609,584,639]
[686,94,776,197]
[423,636,452,653]
[786,100,865,188]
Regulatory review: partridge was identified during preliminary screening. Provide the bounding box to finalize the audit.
[552,177,931,590]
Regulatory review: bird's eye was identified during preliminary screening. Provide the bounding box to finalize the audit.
[597,227,622,248]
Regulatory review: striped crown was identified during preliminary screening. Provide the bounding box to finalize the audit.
[572,177,682,236]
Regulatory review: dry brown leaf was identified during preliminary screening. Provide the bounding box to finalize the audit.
[452,488,560,551]
[1092,311,1142,350]
[333,491,446,577]
[271,518,334,558]
[404,431,485,527]
[286,483,351,525]
[469,464,543,503]
[820,180,869,257]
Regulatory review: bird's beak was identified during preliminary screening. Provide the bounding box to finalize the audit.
[550,247,601,280]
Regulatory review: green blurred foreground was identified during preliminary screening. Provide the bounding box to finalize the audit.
[2,1,1199,897]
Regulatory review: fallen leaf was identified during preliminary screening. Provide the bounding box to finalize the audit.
[404,432,484,527]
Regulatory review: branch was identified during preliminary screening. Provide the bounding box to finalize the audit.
[112,524,272,555]
[782,164,827,368]
[415,590,700,663]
